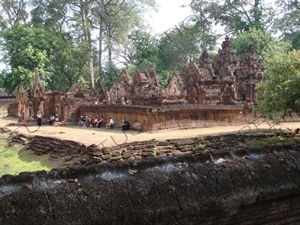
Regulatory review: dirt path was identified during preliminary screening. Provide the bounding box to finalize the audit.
[2,117,300,148]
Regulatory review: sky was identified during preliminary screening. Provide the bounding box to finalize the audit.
[147,0,193,35]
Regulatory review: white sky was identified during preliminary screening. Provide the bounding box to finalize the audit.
[147,0,193,35]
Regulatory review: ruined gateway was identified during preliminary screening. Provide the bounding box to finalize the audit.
[8,37,263,129]
[1,132,300,224]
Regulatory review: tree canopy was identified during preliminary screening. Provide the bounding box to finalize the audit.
[255,50,300,119]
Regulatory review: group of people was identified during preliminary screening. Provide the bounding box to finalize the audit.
[36,111,59,126]
[35,111,130,130]
[78,115,108,128]
[78,115,130,130]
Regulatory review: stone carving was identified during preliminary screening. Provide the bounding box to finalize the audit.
[68,83,81,95]
[214,36,240,81]
[39,100,44,116]
[200,49,215,78]
[32,68,45,98]
[14,83,28,121]
[162,72,187,104]
[130,69,160,105]
[219,84,238,104]
[237,44,264,102]
[14,83,28,105]
[91,79,106,103]
[109,70,133,105]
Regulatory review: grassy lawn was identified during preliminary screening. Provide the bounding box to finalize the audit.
[0,146,52,176]
[0,133,65,176]
[0,116,51,176]
[0,116,47,176]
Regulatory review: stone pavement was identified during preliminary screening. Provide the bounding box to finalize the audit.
[1,116,300,148]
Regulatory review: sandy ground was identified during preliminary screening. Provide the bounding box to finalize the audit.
[1,116,300,148]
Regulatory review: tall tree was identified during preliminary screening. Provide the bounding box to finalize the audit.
[91,0,156,79]
[272,0,300,49]
[31,0,96,89]
[116,30,159,70]
[188,0,221,48]
[157,25,204,73]
[69,0,95,89]
[30,0,69,32]
[0,0,29,30]
[48,32,91,90]
[190,0,275,36]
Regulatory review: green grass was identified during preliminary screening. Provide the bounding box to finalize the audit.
[244,135,300,146]
[0,131,65,176]
[0,145,54,176]
[0,115,71,176]
[192,143,205,151]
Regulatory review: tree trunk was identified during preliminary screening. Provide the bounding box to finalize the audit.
[80,0,94,89]
[98,0,104,77]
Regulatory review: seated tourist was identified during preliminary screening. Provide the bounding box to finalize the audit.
[78,115,85,127]
[49,114,55,125]
[122,118,130,131]
[92,117,98,127]
[55,113,59,122]
[106,117,114,129]
[89,116,94,127]
[83,116,89,128]
[97,116,105,128]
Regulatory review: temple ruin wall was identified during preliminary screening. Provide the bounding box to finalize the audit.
[0,97,16,117]
[79,104,254,130]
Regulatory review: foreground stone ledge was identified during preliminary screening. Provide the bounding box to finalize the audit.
[1,140,300,225]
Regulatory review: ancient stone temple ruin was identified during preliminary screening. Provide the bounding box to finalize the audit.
[8,37,264,129]
[105,37,263,106]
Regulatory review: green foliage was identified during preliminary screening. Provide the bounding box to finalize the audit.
[156,26,202,74]
[0,145,52,176]
[254,50,300,118]
[152,146,157,157]
[244,135,300,146]
[192,143,205,151]
[157,70,171,88]
[48,32,91,90]
[232,28,290,63]
[127,30,159,70]
[190,0,274,35]
[272,1,300,41]
[290,31,300,50]
[101,63,121,89]
[1,24,50,93]
[0,24,93,92]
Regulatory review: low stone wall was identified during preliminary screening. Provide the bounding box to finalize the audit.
[11,132,297,167]
[79,104,254,130]
[0,97,16,117]
[2,132,300,224]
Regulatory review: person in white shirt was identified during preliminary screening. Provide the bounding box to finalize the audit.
[49,114,55,125]
[106,117,114,129]
[37,111,42,126]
